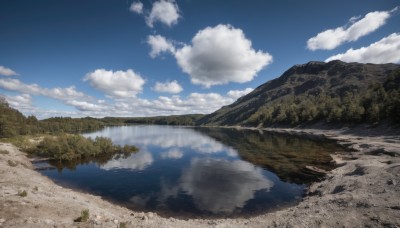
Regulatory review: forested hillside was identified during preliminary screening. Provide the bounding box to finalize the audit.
[0,99,105,138]
[198,60,400,127]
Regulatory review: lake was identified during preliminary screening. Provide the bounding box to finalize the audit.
[39,125,344,217]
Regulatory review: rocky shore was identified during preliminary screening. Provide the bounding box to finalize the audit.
[1,128,399,227]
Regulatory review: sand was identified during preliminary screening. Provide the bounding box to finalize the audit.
[1,128,399,227]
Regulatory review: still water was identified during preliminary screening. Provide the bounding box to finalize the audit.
[39,125,343,217]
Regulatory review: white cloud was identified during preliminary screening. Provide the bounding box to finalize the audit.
[65,100,105,112]
[147,35,175,58]
[0,78,87,101]
[174,24,272,88]
[0,66,18,76]
[307,8,396,50]
[227,88,253,99]
[129,1,143,14]
[153,80,183,94]
[146,0,180,28]
[84,69,145,98]
[326,33,400,64]
[4,94,33,111]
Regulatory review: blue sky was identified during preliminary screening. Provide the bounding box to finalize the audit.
[0,0,399,119]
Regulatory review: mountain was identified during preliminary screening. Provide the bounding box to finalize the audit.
[197,60,400,127]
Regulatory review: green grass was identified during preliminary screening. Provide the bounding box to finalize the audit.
[74,209,89,222]
[18,190,27,197]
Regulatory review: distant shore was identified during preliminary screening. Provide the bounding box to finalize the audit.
[1,127,399,227]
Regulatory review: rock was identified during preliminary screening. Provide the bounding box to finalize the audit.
[0,218,5,223]
[113,219,119,224]
[142,215,148,221]
[95,220,102,225]
[44,219,53,224]
[147,212,154,219]
[387,179,396,185]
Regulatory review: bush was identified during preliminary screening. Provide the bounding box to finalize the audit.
[74,209,89,222]
[31,134,138,161]
[18,190,27,197]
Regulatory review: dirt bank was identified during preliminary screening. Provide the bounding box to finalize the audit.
[1,128,400,227]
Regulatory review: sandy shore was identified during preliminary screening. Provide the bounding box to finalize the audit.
[1,128,400,227]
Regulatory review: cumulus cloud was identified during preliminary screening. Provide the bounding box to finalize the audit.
[307,8,396,50]
[0,66,18,76]
[147,35,175,58]
[129,1,143,14]
[326,33,400,63]
[65,100,105,112]
[174,24,272,87]
[0,78,87,101]
[152,80,183,94]
[227,88,253,99]
[146,0,180,28]
[4,94,33,110]
[84,69,145,98]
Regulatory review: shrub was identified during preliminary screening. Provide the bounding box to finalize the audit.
[18,190,27,197]
[74,209,89,222]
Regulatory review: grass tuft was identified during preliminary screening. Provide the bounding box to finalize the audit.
[7,160,18,167]
[18,190,27,197]
[74,209,89,222]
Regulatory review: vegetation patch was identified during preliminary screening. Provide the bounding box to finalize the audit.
[7,160,18,167]
[0,150,9,154]
[74,209,89,222]
[28,134,138,161]
[18,190,28,197]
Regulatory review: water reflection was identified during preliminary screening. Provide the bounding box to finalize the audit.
[40,125,344,217]
[195,128,340,183]
[130,157,273,214]
[180,158,273,213]
[160,148,184,159]
[101,151,153,171]
[84,126,238,157]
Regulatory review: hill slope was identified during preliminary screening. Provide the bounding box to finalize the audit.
[197,60,400,127]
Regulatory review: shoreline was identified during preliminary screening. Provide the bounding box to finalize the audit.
[1,127,400,227]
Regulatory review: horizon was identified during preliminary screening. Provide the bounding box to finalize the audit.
[0,0,399,119]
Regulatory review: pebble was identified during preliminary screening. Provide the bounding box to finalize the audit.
[142,215,148,221]
[0,218,5,223]
[113,219,119,224]
[44,219,53,224]
[147,212,154,219]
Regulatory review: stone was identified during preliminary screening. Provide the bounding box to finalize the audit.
[387,179,396,185]
[113,219,119,224]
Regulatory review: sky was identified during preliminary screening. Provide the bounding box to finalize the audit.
[0,0,399,119]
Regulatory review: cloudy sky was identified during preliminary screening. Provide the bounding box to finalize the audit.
[0,0,399,119]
